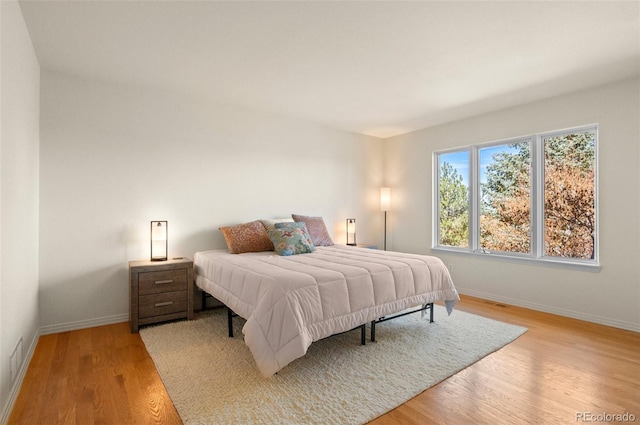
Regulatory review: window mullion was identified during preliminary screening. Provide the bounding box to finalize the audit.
[432,152,441,248]
[532,136,544,259]
[469,147,479,252]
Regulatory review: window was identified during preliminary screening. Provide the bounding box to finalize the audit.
[434,125,597,267]
[479,140,531,254]
[543,130,596,260]
[437,151,469,248]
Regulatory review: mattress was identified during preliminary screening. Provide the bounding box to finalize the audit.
[194,245,460,376]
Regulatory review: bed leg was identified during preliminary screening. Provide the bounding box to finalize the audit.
[371,320,376,342]
[360,324,366,345]
[429,303,434,323]
[227,307,234,338]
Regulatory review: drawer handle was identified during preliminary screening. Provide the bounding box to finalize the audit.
[154,279,174,285]
[154,301,174,307]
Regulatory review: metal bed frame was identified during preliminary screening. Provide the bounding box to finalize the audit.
[214,291,434,345]
[370,302,433,342]
[224,306,367,345]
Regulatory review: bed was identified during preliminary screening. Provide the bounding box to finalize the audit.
[194,244,460,377]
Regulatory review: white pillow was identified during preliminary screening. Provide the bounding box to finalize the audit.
[260,218,294,233]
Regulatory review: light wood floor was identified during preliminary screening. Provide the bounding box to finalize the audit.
[8,295,640,425]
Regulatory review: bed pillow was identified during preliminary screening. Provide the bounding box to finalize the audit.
[291,214,334,246]
[274,222,311,232]
[268,222,315,256]
[219,220,274,254]
[259,218,294,233]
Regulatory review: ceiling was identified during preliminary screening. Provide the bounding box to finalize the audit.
[19,0,640,138]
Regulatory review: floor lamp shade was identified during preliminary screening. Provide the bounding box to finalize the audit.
[380,187,391,212]
[151,221,168,261]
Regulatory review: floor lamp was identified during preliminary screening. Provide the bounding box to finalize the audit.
[380,187,391,250]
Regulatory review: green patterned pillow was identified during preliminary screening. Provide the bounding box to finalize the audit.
[268,222,315,256]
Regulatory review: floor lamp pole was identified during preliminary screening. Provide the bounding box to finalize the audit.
[383,210,387,251]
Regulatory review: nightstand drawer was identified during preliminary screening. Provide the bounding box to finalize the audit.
[139,269,187,295]
[129,257,194,333]
[139,291,187,319]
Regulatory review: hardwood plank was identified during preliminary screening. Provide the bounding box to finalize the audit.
[7,295,639,425]
[40,332,70,424]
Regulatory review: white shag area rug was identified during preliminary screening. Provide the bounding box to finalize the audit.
[140,306,526,425]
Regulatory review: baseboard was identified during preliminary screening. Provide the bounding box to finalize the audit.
[39,313,129,335]
[458,288,640,333]
[0,330,39,425]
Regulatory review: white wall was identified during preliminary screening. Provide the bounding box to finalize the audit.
[39,70,384,331]
[384,78,640,331]
[0,1,40,420]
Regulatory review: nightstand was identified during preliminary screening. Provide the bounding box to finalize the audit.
[129,257,194,333]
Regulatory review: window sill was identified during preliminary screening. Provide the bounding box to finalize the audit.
[431,247,601,273]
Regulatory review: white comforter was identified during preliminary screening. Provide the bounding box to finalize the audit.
[194,245,459,377]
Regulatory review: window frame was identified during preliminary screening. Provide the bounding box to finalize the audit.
[433,124,599,271]
[476,138,533,258]
[434,148,471,251]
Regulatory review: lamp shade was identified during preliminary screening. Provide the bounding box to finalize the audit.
[346,218,356,246]
[380,187,391,211]
[151,221,168,261]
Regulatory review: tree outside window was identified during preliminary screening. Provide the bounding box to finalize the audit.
[438,152,469,248]
[543,131,596,259]
[480,141,531,254]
